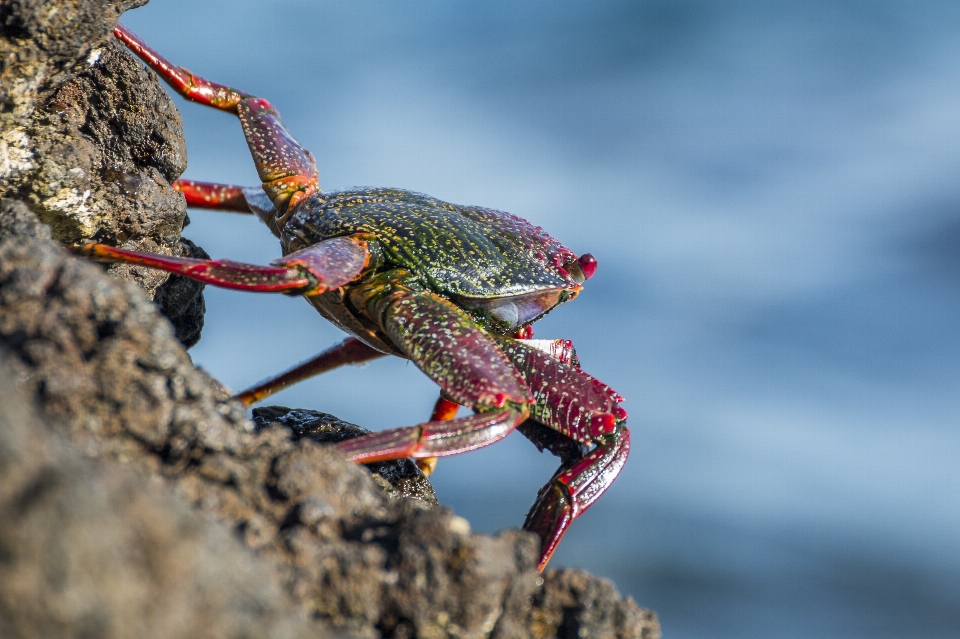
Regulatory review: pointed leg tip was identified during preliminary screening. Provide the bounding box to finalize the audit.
[524,483,573,572]
[416,457,438,476]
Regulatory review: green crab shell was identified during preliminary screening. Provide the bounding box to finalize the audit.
[283,187,582,328]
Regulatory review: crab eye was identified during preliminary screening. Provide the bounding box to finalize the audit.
[578,254,597,280]
[563,253,597,284]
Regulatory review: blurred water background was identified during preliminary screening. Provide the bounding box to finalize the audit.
[124,2,960,637]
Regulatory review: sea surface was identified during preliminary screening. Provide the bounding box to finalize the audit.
[124,2,960,637]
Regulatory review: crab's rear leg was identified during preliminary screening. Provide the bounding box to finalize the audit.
[234,337,387,407]
[115,25,318,222]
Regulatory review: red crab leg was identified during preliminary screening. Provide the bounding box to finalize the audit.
[336,408,526,463]
[234,337,386,407]
[495,339,630,570]
[524,423,630,571]
[73,235,369,295]
[173,179,283,236]
[174,179,251,213]
[115,25,319,222]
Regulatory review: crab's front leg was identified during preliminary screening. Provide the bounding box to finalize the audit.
[497,340,630,570]
[524,423,629,570]
[75,235,369,294]
[333,271,535,464]
[115,25,317,225]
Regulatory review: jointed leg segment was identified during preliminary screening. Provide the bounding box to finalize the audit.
[115,24,318,220]
[235,338,386,406]
[335,408,526,463]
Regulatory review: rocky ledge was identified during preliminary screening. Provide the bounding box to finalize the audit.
[0,1,659,637]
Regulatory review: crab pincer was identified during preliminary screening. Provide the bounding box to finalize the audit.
[72,23,631,571]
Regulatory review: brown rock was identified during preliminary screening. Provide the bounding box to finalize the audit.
[0,354,325,639]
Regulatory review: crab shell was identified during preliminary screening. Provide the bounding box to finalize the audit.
[270,187,590,355]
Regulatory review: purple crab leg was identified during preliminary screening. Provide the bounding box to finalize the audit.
[524,423,630,571]
[496,339,625,441]
[496,339,630,570]
[115,25,319,223]
[234,337,387,407]
[73,235,369,295]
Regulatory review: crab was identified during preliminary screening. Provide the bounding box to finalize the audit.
[75,24,630,571]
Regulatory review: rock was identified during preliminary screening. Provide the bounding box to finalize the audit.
[252,406,439,509]
[0,0,205,344]
[0,353,324,639]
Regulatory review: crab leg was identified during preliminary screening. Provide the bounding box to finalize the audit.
[174,180,252,214]
[73,235,369,295]
[496,340,625,441]
[115,25,318,221]
[336,408,526,463]
[495,339,630,570]
[524,424,630,570]
[234,337,386,407]
[173,179,285,236]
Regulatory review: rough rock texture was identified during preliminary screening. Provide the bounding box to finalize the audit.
[0,355,324,639]
[0,1,660,638]
[0,0,205,340]
[252,406,439,509]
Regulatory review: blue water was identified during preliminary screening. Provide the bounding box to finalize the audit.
[124,2,960,636]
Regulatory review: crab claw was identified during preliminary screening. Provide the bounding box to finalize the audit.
[524,422,630,571]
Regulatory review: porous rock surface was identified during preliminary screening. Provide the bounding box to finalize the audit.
[0,0,205,344]
[0,354,323,639]
[0,2,661,638]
